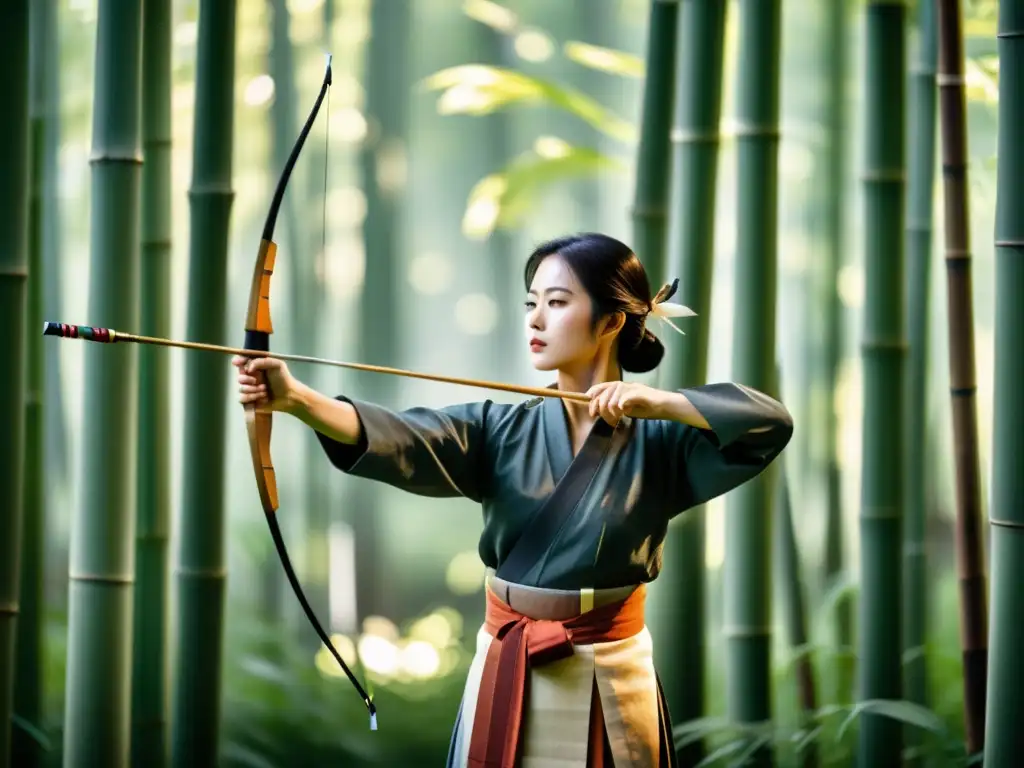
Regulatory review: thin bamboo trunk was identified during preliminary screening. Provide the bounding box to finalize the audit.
[773,458,817,768]
[354,0,411,621]
[0,3,31,767]
[650,2,726,765]
[902,0,938,761]
[821,0,853,709]
[13,1,56,765]
[981,2,1024,764]
[169,1,237,765]
[725,1,782,763]
[480,22,518,381]
[856,2,907,766]
[42,0,69,491]
[62,1,145,765]
[630,0,678,283]
[132,0,173,763]
[935,0,989,753]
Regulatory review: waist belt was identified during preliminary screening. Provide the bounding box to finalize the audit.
[484,568,638,621]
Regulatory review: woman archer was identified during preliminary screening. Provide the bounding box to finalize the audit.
[233,232,793,767]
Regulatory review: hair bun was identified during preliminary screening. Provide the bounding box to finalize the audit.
[618,328,664,373]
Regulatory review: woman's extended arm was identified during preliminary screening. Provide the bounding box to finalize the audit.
[289,381,362,445]
[233,355,503,502]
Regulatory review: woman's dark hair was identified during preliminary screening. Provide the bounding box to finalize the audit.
[523,232,666,373]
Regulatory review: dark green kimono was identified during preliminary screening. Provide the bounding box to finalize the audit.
[315,382,793,592]
[316,382,791,765]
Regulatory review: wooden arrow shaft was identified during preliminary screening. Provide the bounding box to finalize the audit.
[42,321,590,404]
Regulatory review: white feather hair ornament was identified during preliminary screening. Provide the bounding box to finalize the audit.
[648,278,697,335]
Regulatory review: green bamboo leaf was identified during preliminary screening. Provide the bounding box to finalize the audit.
[671,716,734,746]
[221,743,280,768]
[462,0,518,32]
[461,143,624,239]
[562,40,645,78]
[423,64,636,143]
[10,715,52,750]
[836,699,948,742]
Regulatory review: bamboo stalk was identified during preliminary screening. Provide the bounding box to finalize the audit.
[42,322,592,404]
[821,0,853,710]
[169,1,237,764]
[630,0,679,282]
[353,0,413,621]
[61,1,145,764]
[902,1,938,763]
[981,2,1024,764]
[0,3,31,767]
[935,0,989,753]
[773,457,817,768]
[725,1,783,764]
[131,0,173,763]
[13,1,54,765]
[857,2,907,766]
[651,2,726,765]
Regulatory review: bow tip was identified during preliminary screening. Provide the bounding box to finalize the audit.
[370,712,378,731]
[324,52,333,80]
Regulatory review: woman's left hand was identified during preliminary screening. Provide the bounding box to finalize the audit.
[586,381,667,424]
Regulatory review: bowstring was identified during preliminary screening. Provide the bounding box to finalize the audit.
[321,81,329,273]
[319,69,376,710]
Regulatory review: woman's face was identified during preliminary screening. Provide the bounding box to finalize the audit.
[525,255,616,372]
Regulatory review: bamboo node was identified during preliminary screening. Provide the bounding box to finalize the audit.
[936,74,967,86]
[859,506,901,520]
[994,240,1024,248]
[670,128,720,144]
[174,566,228,579]
[990,517,1024,529]
[88,150,143,165]
[721,624,772,637]
[732,123,781,139]
[629,206,669,219]
[0,266,29,278]
[859,170,906,182]
[69,572,134,585]
[187,183,236,197]
[0,603,19,616]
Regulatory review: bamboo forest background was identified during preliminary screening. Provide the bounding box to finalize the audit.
[1,0,1015,766]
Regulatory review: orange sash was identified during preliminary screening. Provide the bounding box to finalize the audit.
[466,584,646,767]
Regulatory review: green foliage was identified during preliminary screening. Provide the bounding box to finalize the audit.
[424,64,635,143]
[218,612,472,767]
[461,144,624,238]
[672,698,981,767]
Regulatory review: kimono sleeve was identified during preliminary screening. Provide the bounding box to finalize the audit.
[665,382,794,513]
[314,396,499,503]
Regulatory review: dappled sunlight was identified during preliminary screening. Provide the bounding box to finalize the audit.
[514,29,555,63]
[463,0,518,32]
[330,106,368,143]
[445,550,487,595]
[455,293,499,336]
[408,251,454,295]
[534,135,572,159]
[316,608,469,685]
[244,74,275,107]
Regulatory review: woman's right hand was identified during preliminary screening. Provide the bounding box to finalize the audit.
[233,355,301,414]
